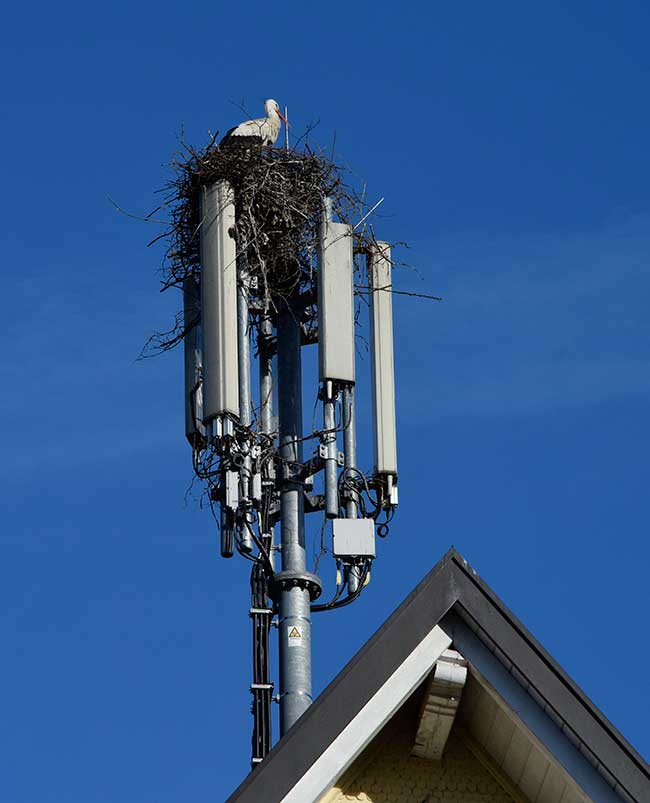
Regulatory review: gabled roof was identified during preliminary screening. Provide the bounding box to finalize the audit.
[226,549,649,803]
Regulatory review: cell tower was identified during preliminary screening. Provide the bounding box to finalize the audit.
[180,147,398,767]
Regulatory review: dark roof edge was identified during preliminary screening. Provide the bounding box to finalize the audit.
[447,551,650,796]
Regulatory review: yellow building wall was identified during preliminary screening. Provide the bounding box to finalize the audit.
[320,701,518,803]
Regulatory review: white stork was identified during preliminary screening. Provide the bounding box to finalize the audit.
[221,99,288,147]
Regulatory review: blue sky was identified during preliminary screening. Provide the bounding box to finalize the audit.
[2,1,649,801]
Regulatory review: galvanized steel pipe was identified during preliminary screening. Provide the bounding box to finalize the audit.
[277,305,312,734]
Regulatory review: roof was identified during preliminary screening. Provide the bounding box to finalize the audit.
[226,548,650,803]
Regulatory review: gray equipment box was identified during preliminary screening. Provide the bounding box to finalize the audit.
[332,518,376,559]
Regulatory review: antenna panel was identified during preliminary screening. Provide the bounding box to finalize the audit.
[200,180,239,421]
[318,220,355,384]
[369,242,397,476]
[182,275,205,445]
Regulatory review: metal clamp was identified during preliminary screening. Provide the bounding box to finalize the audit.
[269,569,323,602]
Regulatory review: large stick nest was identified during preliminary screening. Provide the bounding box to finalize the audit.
[147,135,385,353]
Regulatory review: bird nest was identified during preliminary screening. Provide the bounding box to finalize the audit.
[146,135,385,353]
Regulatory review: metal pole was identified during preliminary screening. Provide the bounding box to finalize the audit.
[342,385,358,518]
[259,311,276,566]
[323,381,339,518]
[342,385,361,592]
[237,258,253,551]
[250,309,276,766]
[259,313,274,436]
[276,304,312,734]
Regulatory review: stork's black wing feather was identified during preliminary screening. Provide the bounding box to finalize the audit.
[220,126,238,144]
[220,130,265,149]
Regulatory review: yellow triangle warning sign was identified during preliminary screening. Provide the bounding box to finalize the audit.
[288,626,301,639]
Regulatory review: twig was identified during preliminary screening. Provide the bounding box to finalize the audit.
[355,284,442,301]
[108,196,169,224]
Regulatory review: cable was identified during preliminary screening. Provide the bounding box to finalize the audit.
[338,467,383,520]
[311,560,371,613]
[310,560,346,611]
[242,516,275,576]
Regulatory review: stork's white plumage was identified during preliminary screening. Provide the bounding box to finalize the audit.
[221,99,287,147]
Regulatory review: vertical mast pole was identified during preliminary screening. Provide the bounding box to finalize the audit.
[342,386,358,518]
[237,256,253,551]
[342,384,361,592]
[259,313,274,437]
[258,309,277,562]
[276,303,313,734]
[323,382,339,519]
[250,310,276,766]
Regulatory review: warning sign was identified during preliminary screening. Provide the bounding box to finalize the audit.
[287,625,303,647]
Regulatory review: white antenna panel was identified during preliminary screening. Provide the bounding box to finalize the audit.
[369,242,397,476]
[200,180,239,421]
[182,275,205,444]
[318,220,355,384]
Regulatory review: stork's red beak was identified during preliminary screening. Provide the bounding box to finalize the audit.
[277,108,289,125]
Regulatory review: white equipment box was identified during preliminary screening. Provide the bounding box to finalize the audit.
[332,518,376,558]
